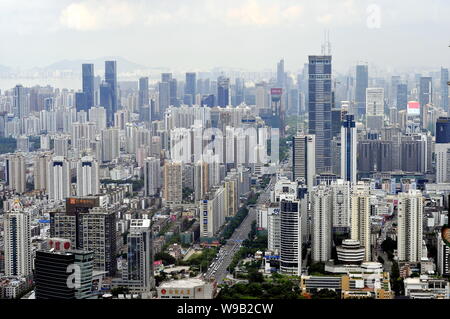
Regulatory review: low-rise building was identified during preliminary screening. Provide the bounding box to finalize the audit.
[157,278,217,299]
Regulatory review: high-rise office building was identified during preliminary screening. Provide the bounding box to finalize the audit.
[35,247,94,299]
[280,200,302,276]
[355,64,369,118]
[5,154,26,194]
[47,156,71,202]
[100,81,113,125]
[126,219,155,293]
[341,114,357,184]
[330,180,351,233]
[292,133,316,189]
[138,77,149,107]
[277,59,285,88]
[4,200,31,277]
[397,83,408,111]
[350,182,372,261]
[185,73,197,106]
[441,68,449,112]
[169,78,178,107]
[80,207,117,276]
[308,55,332,174]
[13,84,28,119]
[436,231,450,277]
[163,161,183,205]
[435,117,450,183]
[366,88,384,130]
[419,77,432,126]
[217,76,230,107]
[158,82,170,115]
[82,64,95,111]
[144,157,161,197]
[76,156,99,196]
[311,184,332,263]
[105,61,118,125]
[397,190,424,262]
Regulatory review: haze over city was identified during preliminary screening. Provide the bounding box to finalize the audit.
[0,0,449,72]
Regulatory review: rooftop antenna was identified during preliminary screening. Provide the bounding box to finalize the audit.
[321,30,332,55]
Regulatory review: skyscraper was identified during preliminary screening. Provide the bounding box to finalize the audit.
[34,153,52,192]
[35,248,94,299]
[435,117,450,183]
[158,81,170,115]
[76,156,99,196]
[366,88,384,130]
[217,76,230,107]
[397,83,408,111]
[340,114,357,184]
[126,219,155,294]
[185,72,197,106]
[138,77,149,107]
[80,207,117,276]
[311,184,332,263]
[4,200,31,277]
[350,182,372,261]
[105,61,118,125]
[13,84,28,119]
[47,156,71,202]
[144,157,161,197]
[82,64,95,111]
[280,199,302,276]
[397,190,424,262]
[419,77,432,126]
[100,81,113,125]
[292,133,316,189]
[308,55,332,174]
[5,154,26,194]
[277,59,285,88]
[355,64,368,118]
[441,68,449,112]
[101,128,120,163]
[163,161,183,205]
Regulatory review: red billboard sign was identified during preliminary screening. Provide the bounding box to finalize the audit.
[271,88,283,96]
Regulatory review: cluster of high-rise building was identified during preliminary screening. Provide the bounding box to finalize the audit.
[0,53,449,300]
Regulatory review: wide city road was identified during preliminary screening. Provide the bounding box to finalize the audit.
[205,178,274,284]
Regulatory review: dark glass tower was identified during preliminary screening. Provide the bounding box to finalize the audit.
[35,249,94,299]
[82,64,94,111]
[436,117,450,144]
[355,64,368,118]
[308,55,332,174]
[138,77,149,107]
[184,72,196,106]
[105,61,117,125]
[397,83,408,111]
[217,76,230,107]
[441,68,449,112]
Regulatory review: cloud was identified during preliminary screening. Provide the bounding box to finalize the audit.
[59,0,138,31]
[225,1,304,26]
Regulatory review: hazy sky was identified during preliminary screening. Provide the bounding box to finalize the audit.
[0,0,449,73]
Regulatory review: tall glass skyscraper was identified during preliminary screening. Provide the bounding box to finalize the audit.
[217,76,230,107]
[308,55,332,174]
[185,72,196,106]
[441,68,449,112]
[82,64,94,111]
[355,64,368,118]
[105,61,117,125]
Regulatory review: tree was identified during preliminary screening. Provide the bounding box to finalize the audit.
[154,252,176,265]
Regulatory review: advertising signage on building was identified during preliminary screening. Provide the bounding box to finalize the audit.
[407,101,420,116]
